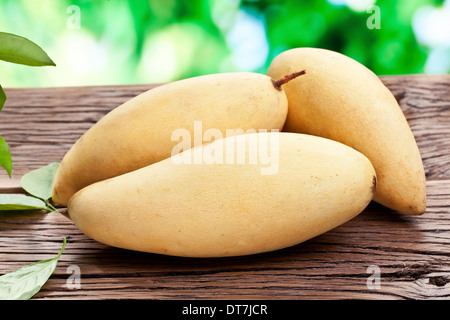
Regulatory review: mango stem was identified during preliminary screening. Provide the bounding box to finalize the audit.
[272,70,306,90]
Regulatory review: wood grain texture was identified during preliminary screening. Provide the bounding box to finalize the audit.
[0,75,449,300]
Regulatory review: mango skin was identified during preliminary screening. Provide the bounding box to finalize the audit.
[52,72,288,206]
[267,48,426,215]
[68,132,376,258]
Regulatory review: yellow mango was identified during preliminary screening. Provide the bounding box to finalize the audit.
[267,48,426,214]
[68,132,376,258]
[52,72,293,206]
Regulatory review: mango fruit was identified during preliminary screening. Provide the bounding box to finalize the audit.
[267,48,426,215]
[52,72,295,206]
[67,132,376,258]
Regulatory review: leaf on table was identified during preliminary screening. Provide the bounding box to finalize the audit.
[0,85,5,112]
[0,32,55,67]
[0,238,66,300]
[0,136,12,178]
[0,194,52,212]
[20,162,59,202]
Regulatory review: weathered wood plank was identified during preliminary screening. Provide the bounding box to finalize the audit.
[0,84,157,179]
[0,181,449,299]
[0,75,449,300]
[382,75,450,180]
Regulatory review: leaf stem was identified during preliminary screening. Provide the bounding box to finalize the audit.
[57,237,67,259]
[45,201,59,212]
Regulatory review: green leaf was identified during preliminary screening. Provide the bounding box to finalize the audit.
[0,238,66,300]
[0,136,12,177]
[0,32,55,67]
[0,85,5,112]
[0,194,51,212]
[20,162,59,202]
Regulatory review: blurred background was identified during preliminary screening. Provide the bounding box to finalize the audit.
[0,0,449,88]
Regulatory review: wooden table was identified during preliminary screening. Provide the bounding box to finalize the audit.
[0,75,449,300]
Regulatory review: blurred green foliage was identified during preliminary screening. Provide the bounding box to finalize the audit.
[0,0,447,87]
